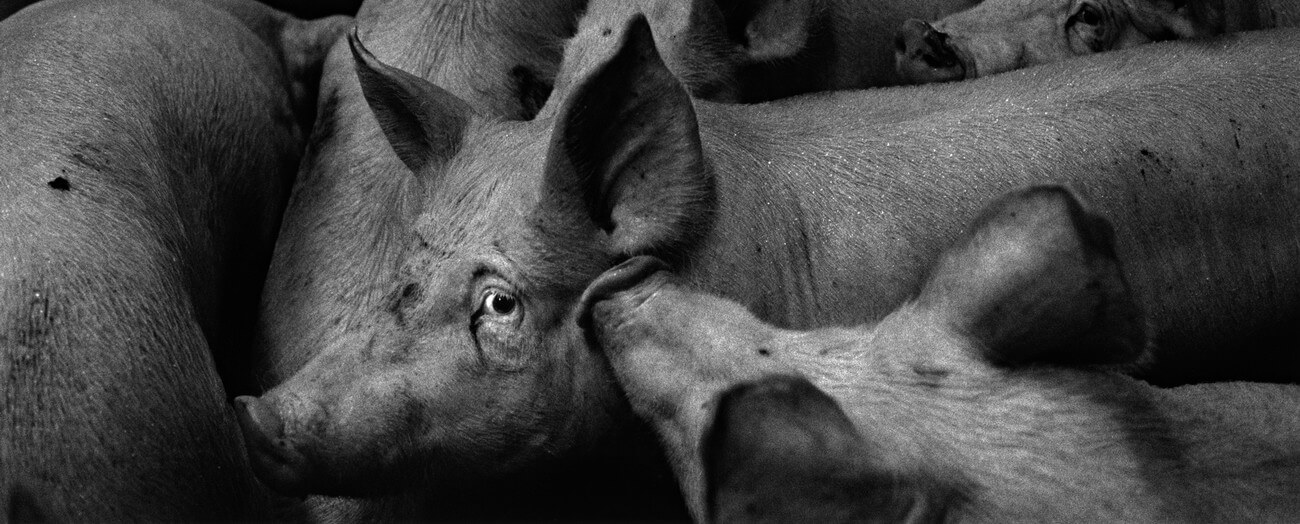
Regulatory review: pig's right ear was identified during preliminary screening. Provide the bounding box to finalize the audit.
[704,376,961,522]
[543,15,714,258]
[349,29,472,174]
[915,186,1148,368]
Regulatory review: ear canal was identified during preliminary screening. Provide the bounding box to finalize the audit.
[916,186,1148,368]
[348,29,472,174]
[542,14,714,258]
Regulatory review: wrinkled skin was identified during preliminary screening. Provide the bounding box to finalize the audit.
[587,188,1300,521]
[896,0,1300,83]
[239,14,1300,520]
[0,0,344,520]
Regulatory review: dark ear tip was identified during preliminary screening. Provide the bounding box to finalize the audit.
[620,13,659,58]
[625,13,653,40]
[721,375,825,408]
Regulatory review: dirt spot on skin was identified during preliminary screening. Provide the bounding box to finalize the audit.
[47,177,70,191]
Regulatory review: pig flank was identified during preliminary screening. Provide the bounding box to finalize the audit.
[0,0,343,519]
[244,10,1300,520]
[587,188,1300,521]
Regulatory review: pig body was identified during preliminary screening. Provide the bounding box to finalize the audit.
[240,15,1300,519]
[586,188,1300,521]
[896,0,1300,83]
[0,0,342,519]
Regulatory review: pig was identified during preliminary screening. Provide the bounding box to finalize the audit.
[0,0,345,519]
[239,12,1300,519]
[583,187,1300,522]
[895,0,1300,83]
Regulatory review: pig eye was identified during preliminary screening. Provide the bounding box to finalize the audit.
[1069,3,1102,27]
[485,291,517,316]
[479,289,520,319]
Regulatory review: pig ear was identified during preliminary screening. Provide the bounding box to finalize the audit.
[720,0,817,61]
[544,15,714,257]
[349,29,472,174]
[1131,0,1208,40]
[704,377,961,522]
[274,16,353,132]
[915,186,1147,368]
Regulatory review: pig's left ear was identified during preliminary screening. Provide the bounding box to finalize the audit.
[915,186,1147,368]
[1131,0,1208,40]
[543,15,714,258]
[704,376,961,522]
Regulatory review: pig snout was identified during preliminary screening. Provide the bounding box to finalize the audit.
[895,19,966,84]
[234,395,319,496]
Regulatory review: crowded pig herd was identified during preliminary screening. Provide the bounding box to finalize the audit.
[1,0,1298,521]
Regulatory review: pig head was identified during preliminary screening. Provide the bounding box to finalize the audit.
[236,16,708,509]
[583,186,1157,520]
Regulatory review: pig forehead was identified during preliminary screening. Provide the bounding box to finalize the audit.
[408,121,553,271]
[422,122,549,225]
